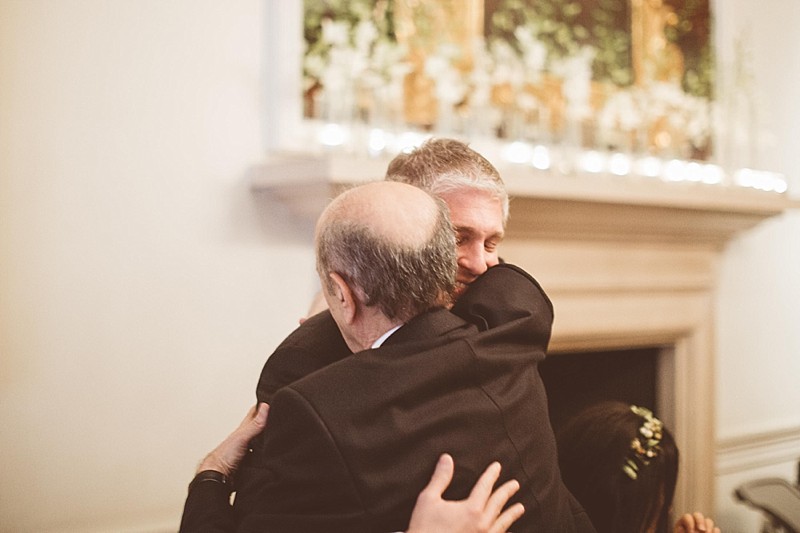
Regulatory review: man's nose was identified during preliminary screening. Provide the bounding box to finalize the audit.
[458,247,490,277]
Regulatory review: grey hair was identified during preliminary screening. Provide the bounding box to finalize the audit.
[386,137,509,224]
[316,196,456,322]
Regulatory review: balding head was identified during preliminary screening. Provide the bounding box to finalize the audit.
[317,181,440,249]
[315,181,456,323]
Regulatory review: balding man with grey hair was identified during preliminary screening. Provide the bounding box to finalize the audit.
[314,181,456,343]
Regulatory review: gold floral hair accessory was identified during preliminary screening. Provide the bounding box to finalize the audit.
[622,405,664,480]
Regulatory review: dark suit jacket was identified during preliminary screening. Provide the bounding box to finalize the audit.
[255,305,351,404]
[181,264,594,532]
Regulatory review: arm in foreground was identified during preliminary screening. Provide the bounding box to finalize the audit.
[198,403,269,477]
[181,407,523,533]
[179,403,269,533]
[407,453,525,533]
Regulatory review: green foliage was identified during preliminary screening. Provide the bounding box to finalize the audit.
[489,0,633,86]
[662,0,714,97]
[304,0,396,49]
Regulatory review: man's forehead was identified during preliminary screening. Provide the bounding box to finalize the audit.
[442,188,499,206]
[442,190,504,227]
[453,223,505,239]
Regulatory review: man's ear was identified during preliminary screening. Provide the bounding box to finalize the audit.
[329,272,357,324]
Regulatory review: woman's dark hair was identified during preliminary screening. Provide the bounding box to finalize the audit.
[555,400,679,533]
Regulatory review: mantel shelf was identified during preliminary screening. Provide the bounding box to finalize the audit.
[251,151,796,246]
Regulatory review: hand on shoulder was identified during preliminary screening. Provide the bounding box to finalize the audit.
[197,403,269,478]
[406,454,524,533]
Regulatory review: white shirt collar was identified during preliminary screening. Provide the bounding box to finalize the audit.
[371,325,403,348]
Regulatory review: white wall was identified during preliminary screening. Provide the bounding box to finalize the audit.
[1,1,799,531]
[0,1,316,531]
[713,0,800,530]
[715,0,800,435]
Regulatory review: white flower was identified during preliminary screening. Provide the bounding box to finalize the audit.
[304,53,326,79]
[490,40,517,66]
[514,26,547,79]
[425,55,451,78]
[553,46,596,115]
[685,96,711,147]
[371,41,409,81]
[388,61,412,80]
[425,47,467,105]
[435,72,467,104]
[598,89,642,132]
[321,19,349,47]
[354,19,378,52]
[518,92,538,112]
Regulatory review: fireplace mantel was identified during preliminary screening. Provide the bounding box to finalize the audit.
[252,151,791,245]
[251,150,794,517]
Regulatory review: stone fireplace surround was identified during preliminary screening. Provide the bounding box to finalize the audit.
[251,149,792,516]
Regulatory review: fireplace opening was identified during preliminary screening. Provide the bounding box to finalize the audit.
[539,347,660,433]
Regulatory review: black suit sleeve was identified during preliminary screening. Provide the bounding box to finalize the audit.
[234,310,352,518]
[179,476,234,533]
[255,311,351,403]
[452,263,554,335]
